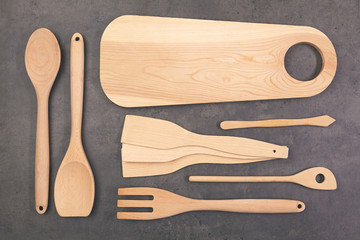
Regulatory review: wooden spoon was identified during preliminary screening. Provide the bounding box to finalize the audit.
[25,28,61,214]
[54,33,95,217]
[189,167,337,190]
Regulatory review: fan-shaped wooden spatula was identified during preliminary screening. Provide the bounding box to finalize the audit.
[54,33,95,217]
[122,144,270,162]
[121,115,288,158]
[122,155,275,177]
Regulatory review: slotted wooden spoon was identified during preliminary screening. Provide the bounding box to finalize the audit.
[117,187,305,220]
[54,33,94,217]
[25,28,61,214]
[189,167,337,190]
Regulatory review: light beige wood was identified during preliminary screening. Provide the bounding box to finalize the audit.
[117,187,305,220]
[189,167,337,190]
[122,144,270,163]
[122,155,276,177]
[25,28,61,214]
[54,33,95,217]
[121,115,288,158]
[220,115,336,130]
[100,15,337,107]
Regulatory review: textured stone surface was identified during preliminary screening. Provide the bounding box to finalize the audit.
[1,0,359,239]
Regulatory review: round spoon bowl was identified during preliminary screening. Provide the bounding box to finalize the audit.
[25,28,61,92]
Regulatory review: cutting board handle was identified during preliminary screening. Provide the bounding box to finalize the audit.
[280,30,337,92]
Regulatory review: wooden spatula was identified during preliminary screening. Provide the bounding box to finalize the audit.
[189,167,337,190]
[121,115,288,158]
[117,187,305,220]
[54,33,95,217]
[122,144,270,163]
[220,115,336,130]
[122,155,275,178]
[25,28,61,214]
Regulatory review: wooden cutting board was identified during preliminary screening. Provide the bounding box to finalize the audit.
[100,15,337,107]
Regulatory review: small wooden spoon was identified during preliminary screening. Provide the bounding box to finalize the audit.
[54,33,95,217]
[189,167,337,190]
[25,28,61,214]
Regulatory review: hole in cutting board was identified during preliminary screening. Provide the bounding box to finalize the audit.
[285,43,322,81]
[316,173,325,183]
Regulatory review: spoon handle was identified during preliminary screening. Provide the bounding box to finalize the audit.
[35,94,50,214]
[189,176,291,183]
[70,33,84,141]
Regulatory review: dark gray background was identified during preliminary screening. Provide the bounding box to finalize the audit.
[1,0,359,239]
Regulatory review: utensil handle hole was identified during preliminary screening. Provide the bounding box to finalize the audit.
[75,37,80,41]
[316,173,325,183]
[285,43,323,81]
[297,204,303,209]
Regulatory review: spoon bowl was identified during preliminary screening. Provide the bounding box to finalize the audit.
[25,28,61,92]
[292,167,337,190]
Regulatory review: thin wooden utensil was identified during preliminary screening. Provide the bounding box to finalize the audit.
[189,167,337,190]
[121,115,289,158]
[54,33,95,217]
[122,144,270,163]
[122,155,276,177]
[220,115,336,130]
[117,187,305,220]
[25,28,61,214]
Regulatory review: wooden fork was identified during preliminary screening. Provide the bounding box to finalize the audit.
[117,187,305,220]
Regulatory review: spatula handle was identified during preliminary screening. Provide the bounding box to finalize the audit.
[70,33,84,141]
[35,94,49,214]
[191,199,305,213]
[220,115,335,129]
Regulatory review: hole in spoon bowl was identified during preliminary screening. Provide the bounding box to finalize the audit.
[316,173,325,183]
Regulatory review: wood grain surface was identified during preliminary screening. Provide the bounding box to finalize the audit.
[100,15,337,107]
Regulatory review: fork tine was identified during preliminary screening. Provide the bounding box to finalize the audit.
[117,200,153,208]
[118,187,155,196]
[117,211,157,220]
